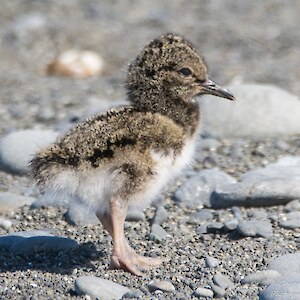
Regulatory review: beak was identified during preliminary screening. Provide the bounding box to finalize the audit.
[201,79,235,101]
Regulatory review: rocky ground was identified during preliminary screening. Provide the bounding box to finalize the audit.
[0,1,300,299]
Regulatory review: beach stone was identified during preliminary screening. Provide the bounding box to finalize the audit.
[205,256,220,268]
[259,275,300,300]
[231,207,243,220]
[224,218,239,231]
[200,84,300,139]
[11,236,79,255]
[267,253,300,276]
[151,205,168,226]
[248,210,268,219]
[75,276,130,300]
[285,200,300,212]
[279,212,300,229]
[0,192,36,214]
[213,273,235,289]
[194,287,214,298]
[211,284,226,298]
[147,280,175,293]
[149,224,168,243]
[207,222,224,233]
[122,290,144,298]
[0,129,58,174]
[126,208,145,222]
[187,210,214,224]
[173,169,236,207]
[198,138,221,151]
[0,217,13,230]
[241,270,281,285]
[237,220,273,238]
[65,201,100,226]
[196,224,208,234]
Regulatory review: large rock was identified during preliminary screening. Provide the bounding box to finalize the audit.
[200,84,300,139]
[0,129,58,174]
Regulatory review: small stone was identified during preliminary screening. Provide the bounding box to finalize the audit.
[237,220,273,238]
[259,275,300,300]
[122,290,144,298]
[11,236,79,255]
[213,273,234,289]
[207,222,224,233]
[151,205,168,226]
[267,253,300,276]
[279,219,300,230]
[196,224,208,234]
[187,210,214,224]
[205,256,220,268]
[211,284,226,298]
[231,207,243,220]
[126,209,145,222]
[147,280,175,293]
[224,218,239,231]
[285,199,300,212]
[48,50,104,78]
[148,224,168,243]
[248,210,268,219]
[0,217,13,230]
[194,287,214,298]
[0,129,58,174]
[241,270,281,285]
[75,276,130,300]
[0,192,36,214]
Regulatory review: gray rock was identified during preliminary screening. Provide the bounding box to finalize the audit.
[241,270,281,285]
[187,210,214,224]
[0,217,13,230]
[237,220,273,238]
[0,192,36,214]
[198,138,221,151]
[207,222,224,233]
[213,273,235,289]
[196,224,208,234]
[11,236,79,254]
[149,224,168,243]
[122,290,144,298]
[211,284,226,298]
[200,84,300,139]
[205,256,220,268]
[194,287,214,298]
[231,207,243,220]
[279,212,300,229]
[248,210,268,219]
[173,169,236,207]
[147,280,175,293]
[259,275,300,300]
[224,218,239,231]
[65,199,100,226]
[285,200,300,212]
[126,209,145,222]
[0,129,58,174]
[267,253,300,277]
[151,205,168,226]
[75,276,130,300]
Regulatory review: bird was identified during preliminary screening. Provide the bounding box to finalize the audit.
[31,33,234,276]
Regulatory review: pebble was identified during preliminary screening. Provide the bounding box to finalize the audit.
[224,218,239,231]
[207,222,224,233]
[0,129,58,174]
[126,209,145,222]
[122,290,144,298]
[47,50,104,78]
[151,205,168,226]
[0,217,13,230]
[0,192,36,214]
[187,210,214,224]
[211,284,226,298]
[278,212,300,229]
[267,253,300,276]
[241,270,281,285]
[248,210,268,219]
[75,276,130,300]
[148,224,168,243]
[194,287,214,298]
[259,275,300,300]
[284,199,300,212]
[237,220,273,238]
[196,224,208,234]
[11,236,79,255]
[200,84,300,139]
[231,207,243,220]
[147,280,175,293]
[213,273,235,289]
[173,169,236,207]
[205,256,220,268]
[65,200,100,226]
[211,156,300,208]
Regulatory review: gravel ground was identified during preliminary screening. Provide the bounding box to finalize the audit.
[0,1,300,299]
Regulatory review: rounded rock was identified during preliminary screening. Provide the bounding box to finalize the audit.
[147,280,175,293]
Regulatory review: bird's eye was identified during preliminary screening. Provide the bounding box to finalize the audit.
[179,67,192,77]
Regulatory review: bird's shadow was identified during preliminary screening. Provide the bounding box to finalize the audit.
[0,240,104,274]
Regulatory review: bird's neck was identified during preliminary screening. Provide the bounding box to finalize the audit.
[129,89,200,135]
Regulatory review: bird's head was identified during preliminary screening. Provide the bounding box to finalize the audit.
[126,33,234,112]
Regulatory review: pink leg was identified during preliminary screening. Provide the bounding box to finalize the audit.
[97,197,164,276]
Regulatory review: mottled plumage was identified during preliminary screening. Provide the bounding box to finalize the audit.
[31,33,234,276]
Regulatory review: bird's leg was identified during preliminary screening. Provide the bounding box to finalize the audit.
[97,197,163,276]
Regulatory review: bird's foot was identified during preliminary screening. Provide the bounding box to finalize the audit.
[110,245,166,276]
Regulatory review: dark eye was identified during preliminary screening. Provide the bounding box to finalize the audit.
[179,67,192,77]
